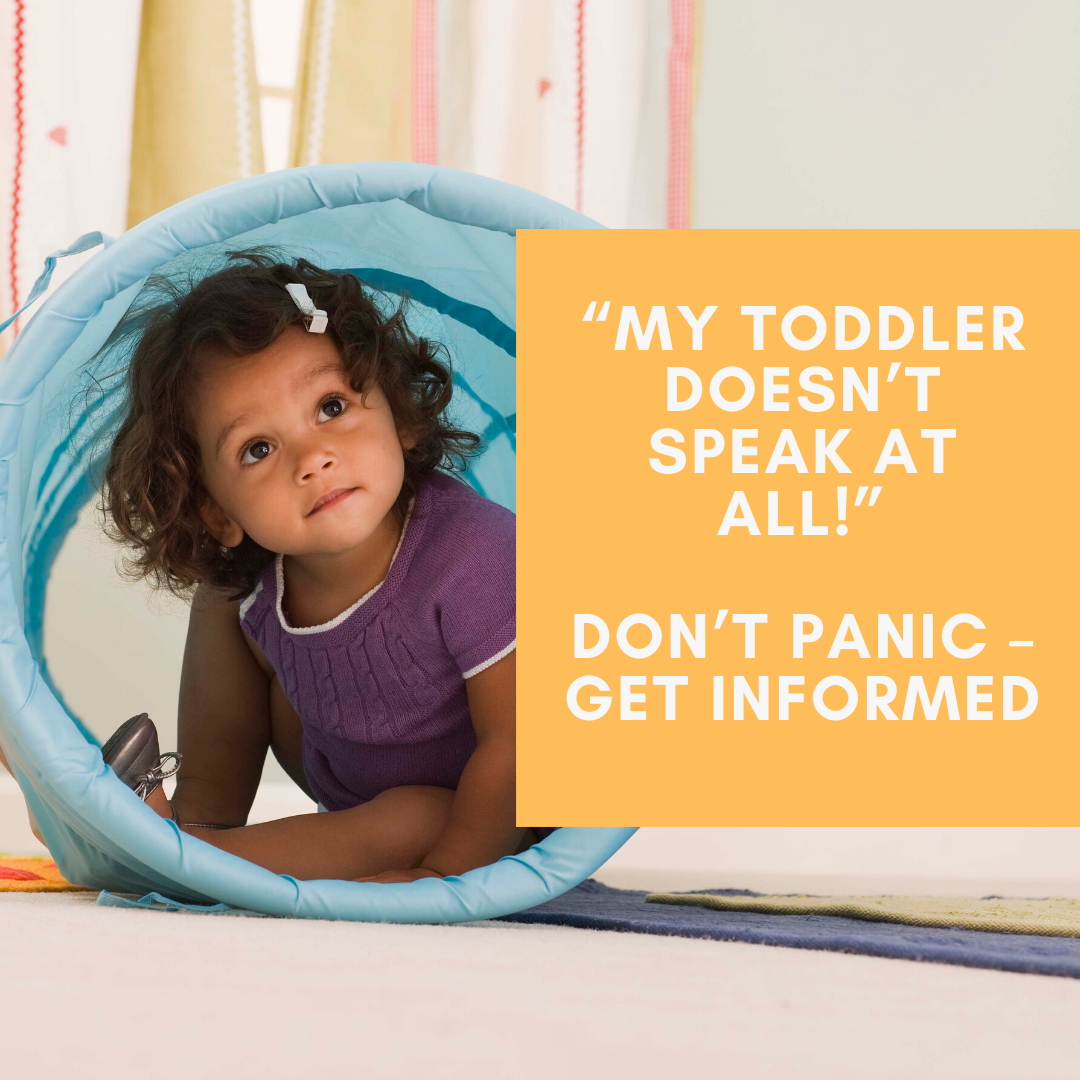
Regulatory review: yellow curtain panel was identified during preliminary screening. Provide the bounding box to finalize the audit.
[290,0,415,168]
[127,0,264,228]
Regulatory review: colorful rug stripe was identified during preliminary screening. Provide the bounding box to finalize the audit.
[0,855,89,892]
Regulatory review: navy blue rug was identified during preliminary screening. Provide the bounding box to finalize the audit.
[498,880,1080,979]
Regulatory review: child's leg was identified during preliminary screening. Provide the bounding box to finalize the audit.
[154,784,457,880]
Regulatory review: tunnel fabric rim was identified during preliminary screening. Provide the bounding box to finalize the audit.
[0,163,635,921]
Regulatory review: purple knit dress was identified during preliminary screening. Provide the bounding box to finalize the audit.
[239,471,521,815]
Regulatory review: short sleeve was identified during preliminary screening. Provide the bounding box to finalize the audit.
[435,492,516,679]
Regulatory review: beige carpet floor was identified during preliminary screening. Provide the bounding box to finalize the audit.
[2,891,1079,1078]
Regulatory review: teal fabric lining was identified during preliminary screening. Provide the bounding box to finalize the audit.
[344,266,516,357]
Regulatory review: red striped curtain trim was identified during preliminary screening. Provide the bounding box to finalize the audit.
[413,0,437,165]
[667,0,694,229]
[575,0,586,213]
[9,0,26,329]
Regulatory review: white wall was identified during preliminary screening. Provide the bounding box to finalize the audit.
[694,0,1080,227]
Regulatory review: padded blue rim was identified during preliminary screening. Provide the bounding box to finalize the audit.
[0,162,636,920]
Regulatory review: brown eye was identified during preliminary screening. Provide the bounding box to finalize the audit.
[241,440,273,465]
[318,397,345,421]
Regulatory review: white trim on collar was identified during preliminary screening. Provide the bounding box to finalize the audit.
[275,497,415,635]
[238,579,263,621]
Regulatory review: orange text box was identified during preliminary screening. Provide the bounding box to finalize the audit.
[517,229,1078,826]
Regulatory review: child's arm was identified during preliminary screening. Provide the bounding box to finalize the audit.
[358,650,522,882]
[165,643,518,881]
[170,584,275,826]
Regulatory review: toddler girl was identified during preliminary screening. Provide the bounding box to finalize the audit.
[72,252,542,882]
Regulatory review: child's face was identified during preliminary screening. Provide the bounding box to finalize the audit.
[191,325,409,560]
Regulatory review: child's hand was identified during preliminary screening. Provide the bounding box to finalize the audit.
[354,867,444,884]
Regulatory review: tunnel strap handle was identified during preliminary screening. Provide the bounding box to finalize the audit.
[0,231,115,337]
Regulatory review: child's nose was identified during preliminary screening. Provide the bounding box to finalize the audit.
[295,441,336,482]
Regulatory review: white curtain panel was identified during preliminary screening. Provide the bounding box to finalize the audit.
[437,0,673,228]
[0,0,140,345]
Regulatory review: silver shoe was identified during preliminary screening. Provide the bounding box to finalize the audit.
[101,712,181,800]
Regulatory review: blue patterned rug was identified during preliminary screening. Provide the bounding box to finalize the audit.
[499,880,1080,979]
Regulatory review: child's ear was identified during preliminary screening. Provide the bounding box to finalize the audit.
[399,426,418,452]
[199,497,244,548]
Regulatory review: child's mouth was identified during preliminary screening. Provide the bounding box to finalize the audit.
[308,487,356,515]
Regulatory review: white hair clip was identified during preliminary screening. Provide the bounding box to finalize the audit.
[285,283,328,333]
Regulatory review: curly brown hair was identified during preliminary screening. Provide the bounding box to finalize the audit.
[100,251,481,599]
